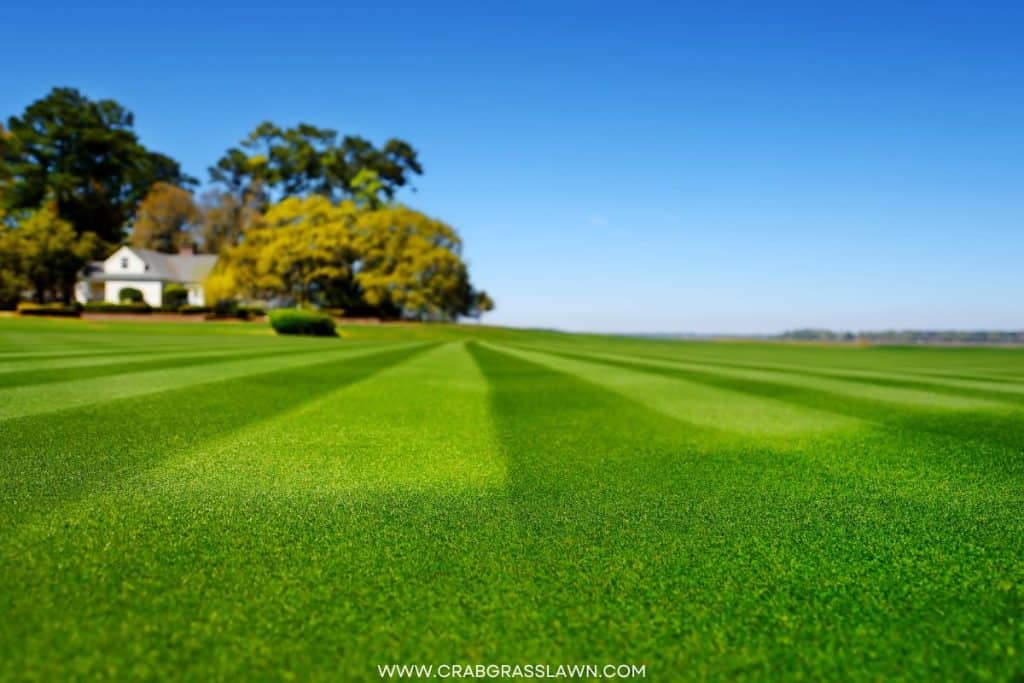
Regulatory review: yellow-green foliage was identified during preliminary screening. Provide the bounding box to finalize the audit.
[210,196,485,319]
[0,204,98,304]
[353,205,470,317]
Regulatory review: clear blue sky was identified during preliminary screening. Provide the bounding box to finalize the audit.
[3,1,1022,332]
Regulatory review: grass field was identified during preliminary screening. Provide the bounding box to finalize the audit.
[1,317,1023,680]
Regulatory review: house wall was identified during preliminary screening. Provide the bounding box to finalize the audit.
[74,281,104,304]
[105,281,163,307]
[184,283,206,306]
[104,246,151,276]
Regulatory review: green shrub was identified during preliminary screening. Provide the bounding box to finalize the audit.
[212,299,239,318]
[178,305,212,315]
[268,308,337,336]
[17,302,82,317]
[162,284,189,309]
[118,287,144,304]
[83,302,151,313]
[238,305,266,318]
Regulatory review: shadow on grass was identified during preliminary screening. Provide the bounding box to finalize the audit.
[525,345,1024,464]
[0,344,339,390]
[1,342,1022,680]
[0,343,434,533]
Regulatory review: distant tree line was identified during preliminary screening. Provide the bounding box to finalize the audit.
[779,329,1024,345]
[0,87,492,319]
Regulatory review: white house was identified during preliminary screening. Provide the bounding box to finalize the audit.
[76,245,219,307]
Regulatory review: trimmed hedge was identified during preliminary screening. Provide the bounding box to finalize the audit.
[178,305,212,315]
[84,302,152,313]
[238,305,266,318]
[17,302,82,318]
[209,301,267,320]
[268,308,337,336]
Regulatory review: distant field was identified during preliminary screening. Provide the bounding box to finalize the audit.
[1,318,1022,680]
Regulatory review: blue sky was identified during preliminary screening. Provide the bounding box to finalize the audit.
[3,1,1022,332]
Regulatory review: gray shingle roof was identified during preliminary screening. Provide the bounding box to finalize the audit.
[83,249,218,283]
[132,249,219,282]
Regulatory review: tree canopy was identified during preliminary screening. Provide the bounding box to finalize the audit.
[209,122,422,207]
[210,196,492,320]
[0,88,492,319]
[130,182,200,252]
[0,204,99,304]
[0,87,193,246]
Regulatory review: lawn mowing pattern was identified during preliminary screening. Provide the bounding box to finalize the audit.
[1,319,1023,680]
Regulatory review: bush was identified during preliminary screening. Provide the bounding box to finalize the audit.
[205,300,267,320]
[212,299,239,318]
[162,284,189,309]
[118,287,144,304]
[17,302,82,317]
[178,305,211,315]
[83,302,151,313]
[268,308,337,336]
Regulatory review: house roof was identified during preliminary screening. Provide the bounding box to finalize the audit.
[83,248,218,283]
[133,249,219,282]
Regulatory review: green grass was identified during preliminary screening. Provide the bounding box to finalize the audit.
[1,318,1023,680]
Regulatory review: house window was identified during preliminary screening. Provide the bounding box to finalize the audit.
[121,257,129,269]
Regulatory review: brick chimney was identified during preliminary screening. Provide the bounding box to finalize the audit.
[178,243,195,257]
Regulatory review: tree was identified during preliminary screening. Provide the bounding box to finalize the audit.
[352,207,473,320]
[0,87,193,246]
[209,121,422,207]
[468,290,495,319]
[0,228,27,308]
[214,195,360,305]
[209,197,491,321]
[197,188,263,254]
[350,168,386,209]
[130,182,200,252]
[4,204,98,304]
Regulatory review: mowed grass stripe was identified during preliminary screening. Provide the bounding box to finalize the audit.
[0,337,302,362]
[0,343,505,679]
[0,334,344,372]
[0,323,1021,680]
[123,341,505,500]
[583,344,1024,396]
[466,343,1024,680]
[613,347,1024,401]
[3,341,765,678]
[0,344,358,389]
[527,337,1024,393]
[524,344,1024,454]
[478,342,987,498]
[0,341,416,422]
[512,342,1007,411]
[0,345,190,362]
[486,342,857,437]
[0,343,434,541]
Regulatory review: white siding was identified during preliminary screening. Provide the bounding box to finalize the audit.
[75,281,104,304]
[103,246,151,276]
[105,281,163,307]
[185,284,206,306]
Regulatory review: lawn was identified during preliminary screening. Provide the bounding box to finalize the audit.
[1,317,1023,680]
